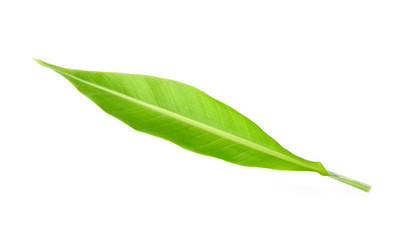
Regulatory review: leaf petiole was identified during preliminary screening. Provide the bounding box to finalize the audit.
[327,171,371,192]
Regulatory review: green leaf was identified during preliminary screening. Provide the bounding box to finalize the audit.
[34,59,371,192]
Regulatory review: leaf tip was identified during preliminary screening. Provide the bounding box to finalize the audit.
[33,58,46,66]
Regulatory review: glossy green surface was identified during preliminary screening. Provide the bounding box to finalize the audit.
[35,59,371,192]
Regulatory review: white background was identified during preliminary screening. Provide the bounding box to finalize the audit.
[1,1,397,239]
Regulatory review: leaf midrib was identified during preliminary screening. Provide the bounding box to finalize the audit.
[53,68,320,172]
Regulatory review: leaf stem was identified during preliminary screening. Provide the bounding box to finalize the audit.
[327,171,371,192]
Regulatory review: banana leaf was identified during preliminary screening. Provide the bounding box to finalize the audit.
[34,59,371,192]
